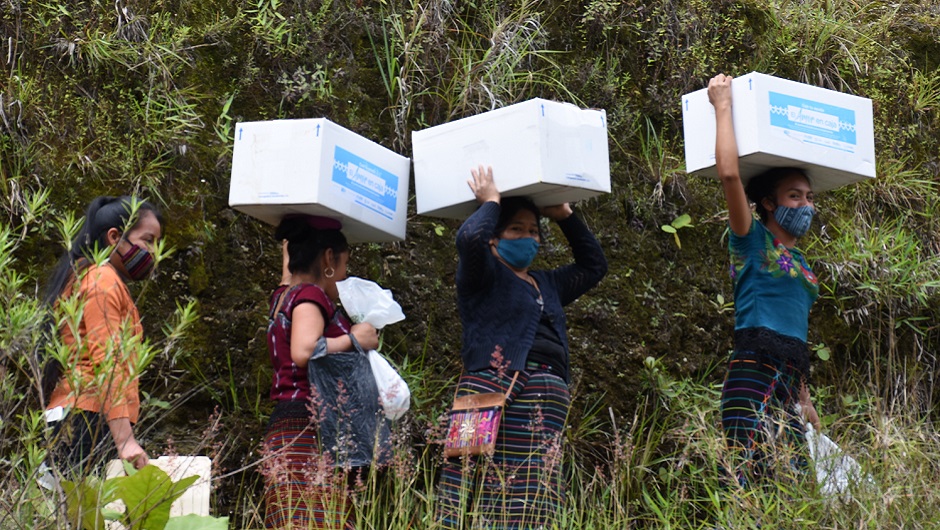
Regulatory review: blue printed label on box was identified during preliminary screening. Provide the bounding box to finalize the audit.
[331,146,399,220]
[768,92,857,152]
[258,192,290,199]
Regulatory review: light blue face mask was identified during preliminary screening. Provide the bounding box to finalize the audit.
[496,237,539,269]
[774,205,815,237]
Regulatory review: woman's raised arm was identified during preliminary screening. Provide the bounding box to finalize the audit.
[708,74,752,237]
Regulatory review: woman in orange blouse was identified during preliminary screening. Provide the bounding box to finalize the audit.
[44,196,162,476]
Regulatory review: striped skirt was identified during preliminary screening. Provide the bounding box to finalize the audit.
[436,363,570,529]
[262,402,353,530]
[720,347,807,486]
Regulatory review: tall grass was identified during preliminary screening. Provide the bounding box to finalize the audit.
[8,327,940,529]
[367,0,572,148]
[225,358,940,529]
[811,215,940,414]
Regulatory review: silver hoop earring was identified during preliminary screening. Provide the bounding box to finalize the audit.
[325,267,335,278]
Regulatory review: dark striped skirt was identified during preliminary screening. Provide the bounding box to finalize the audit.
[436,363,570,529]
[262,401,353,530]
[720,332,808,487]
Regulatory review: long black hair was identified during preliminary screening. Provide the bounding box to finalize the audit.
[40,196,162,396]
[275,215,348,279]
[744,167,811,223]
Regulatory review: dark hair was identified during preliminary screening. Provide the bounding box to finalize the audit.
[276,216,349,278]
[494,196,542,239]
[39,195,162,398]
[745,167,811,223]
[43,196,163,306]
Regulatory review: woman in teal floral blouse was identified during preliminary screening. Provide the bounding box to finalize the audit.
[708,73,821,486]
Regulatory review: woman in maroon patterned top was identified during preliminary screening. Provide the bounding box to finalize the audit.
[262,215,379,530]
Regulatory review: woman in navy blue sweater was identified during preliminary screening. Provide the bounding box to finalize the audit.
[437,165,607,529]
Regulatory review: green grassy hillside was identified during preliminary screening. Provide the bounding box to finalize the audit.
[1,1,939,527]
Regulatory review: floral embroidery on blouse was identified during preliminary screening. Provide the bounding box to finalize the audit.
[729,229,818,294]
[799,261,818,285]
[766,243,798,279]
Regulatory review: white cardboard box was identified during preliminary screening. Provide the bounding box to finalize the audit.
[681,72,876,192]
[229,119,411,243]
[104,456,211,528]
[412,98,610,219]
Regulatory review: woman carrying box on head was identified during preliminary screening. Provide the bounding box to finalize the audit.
[708,73,822,486]
[261,215,388,530]
[44,196,163,477]
[436,166,607,529]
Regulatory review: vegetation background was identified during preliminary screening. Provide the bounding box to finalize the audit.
[1,0,939,528]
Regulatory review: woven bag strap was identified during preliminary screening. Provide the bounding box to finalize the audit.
[452,370,520,403]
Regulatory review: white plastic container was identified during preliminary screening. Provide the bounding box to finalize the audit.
[681,72,876,191]
[412,98,610,219]
[229,118,411,242]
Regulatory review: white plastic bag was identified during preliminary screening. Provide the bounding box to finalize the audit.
[337,277,410,419]
[805,423,875,500]
[368,350,411,420]
[336,277,405,329]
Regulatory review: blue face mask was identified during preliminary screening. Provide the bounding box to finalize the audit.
[774,205,815,237]
[495,237,539,269]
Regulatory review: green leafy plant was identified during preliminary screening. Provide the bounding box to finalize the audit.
[710,293,734,314]
[637,116,686,203]
[661,213,693,249]
[62,462,226,530]
[212,92,237,144]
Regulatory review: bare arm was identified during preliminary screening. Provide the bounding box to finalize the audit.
[328,323,379,352]
[108,417,149,469]
[708,74,752,237]
[279,240,291,286]
[290,304,327,366]
[291,305,379,366]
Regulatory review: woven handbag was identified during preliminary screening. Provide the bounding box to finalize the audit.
[443,372,519,458]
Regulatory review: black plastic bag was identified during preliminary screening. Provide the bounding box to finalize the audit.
[307,335,391,468]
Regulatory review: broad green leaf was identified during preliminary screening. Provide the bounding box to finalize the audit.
[661,225,676,233]
[165,514,230,530]
[116,464,197,530]
[671,213,693,229]
[62,478,111,530]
